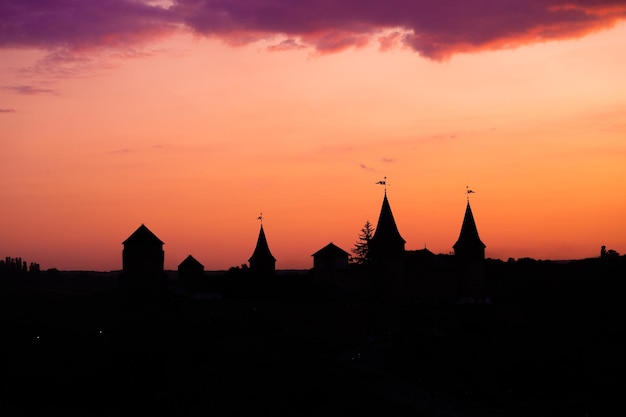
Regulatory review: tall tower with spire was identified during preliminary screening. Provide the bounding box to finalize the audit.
[248,214,276,275]
[453,190,486,300]
[369,181,406,299]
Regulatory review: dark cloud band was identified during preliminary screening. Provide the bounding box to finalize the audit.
[1,0,624,60]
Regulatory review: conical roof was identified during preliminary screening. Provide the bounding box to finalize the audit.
[453,202,485,250]
[248,225,276,263]
[122,224,164,245]
[371,192,406,247]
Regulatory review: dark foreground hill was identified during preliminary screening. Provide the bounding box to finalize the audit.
[0,258,623,416]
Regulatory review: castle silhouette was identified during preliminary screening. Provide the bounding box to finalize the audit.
[1,190,622,417]
[121,188,486,302]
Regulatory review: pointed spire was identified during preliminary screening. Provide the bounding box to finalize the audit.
[249,224,276,273]
[369,192,406,258]
[453,201,486,256]
[453,200,486,300]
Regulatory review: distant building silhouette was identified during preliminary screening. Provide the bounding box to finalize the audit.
[453,201,486,299]
[312,243,350,272]
[248,224,276,275]
[178,255,204,285]
[109,191,488,302]
[121,224,165,284]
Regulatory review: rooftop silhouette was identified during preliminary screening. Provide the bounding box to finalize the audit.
[369,191,406,259]
[453,201,486,257]
[121,224,165,284]
[248,223,276,274]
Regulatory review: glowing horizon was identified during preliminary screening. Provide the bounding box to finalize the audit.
[1,1,625,271]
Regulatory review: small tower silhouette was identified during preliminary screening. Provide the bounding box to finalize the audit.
[178,255,204,283]
[248,221,276,275]
[369,191,406,259]
[121,224,165,284]
[453,200,486,300]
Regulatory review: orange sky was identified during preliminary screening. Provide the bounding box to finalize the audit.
[1,3,625,270]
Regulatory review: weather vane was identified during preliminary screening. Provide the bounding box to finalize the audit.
[257,212,263,225]
[466,186,475,202]
[376,176,387,193]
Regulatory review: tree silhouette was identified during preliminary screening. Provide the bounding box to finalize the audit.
[601,245,620,258]
[351,220,374,265]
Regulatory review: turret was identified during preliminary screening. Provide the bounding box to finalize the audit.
[453,199,486,300]
[453,201,486,261]
[369,191,406,260]
[369,187,406,299]
[248,224,276,275]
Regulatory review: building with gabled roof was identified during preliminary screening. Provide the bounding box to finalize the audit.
[312,242,350,271]
[178,255,204,281]
[248,224,276,274]
[312,242,372,300]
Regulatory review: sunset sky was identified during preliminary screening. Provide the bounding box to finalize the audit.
[1,1,625,271]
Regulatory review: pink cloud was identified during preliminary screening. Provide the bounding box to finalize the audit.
[3,85,57,95]
[1,1,625,62]
[378,31,403,52]
[0,108,17,113]
[267,38,306,52]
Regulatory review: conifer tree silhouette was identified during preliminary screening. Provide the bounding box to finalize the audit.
[351,220,374,265]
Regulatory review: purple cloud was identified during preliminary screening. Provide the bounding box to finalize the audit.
[171,0,626,58]
[3,85,57,95]
[1,1,625,61]
[0,0,177,50]
[0,108,16,113]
